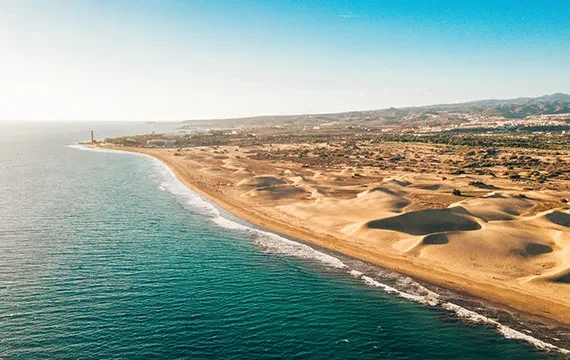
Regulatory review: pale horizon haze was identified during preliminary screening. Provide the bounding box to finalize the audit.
[1,0,569,122]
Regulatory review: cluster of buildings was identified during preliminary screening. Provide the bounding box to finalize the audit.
[400,111,570,133]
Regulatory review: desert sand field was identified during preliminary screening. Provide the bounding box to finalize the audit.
[106,142,570,327]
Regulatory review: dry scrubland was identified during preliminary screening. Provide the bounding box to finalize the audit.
[106,140,570,327]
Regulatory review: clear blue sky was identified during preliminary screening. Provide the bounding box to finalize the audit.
[1,0,569,121]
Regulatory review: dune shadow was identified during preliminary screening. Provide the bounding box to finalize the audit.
[513,243,554,257]
[392,199,412,209]
[253,185,307,200]
[238,176,286,188]
[544,212,570,227]
[385,179,410,187]
[366,207,481,236]
[422,233,449,245]
[369,187,400,196]
[555,273,570,284]
[525,243,553,255]
[411,184,440,191]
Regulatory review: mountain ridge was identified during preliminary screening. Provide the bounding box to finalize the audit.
[182,93,570,128]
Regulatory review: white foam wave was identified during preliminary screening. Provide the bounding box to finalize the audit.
[445,301,569,353]
[208,210,346,268]
[350,271,569,354]
[443,301,569,353]
[69,143,570,355]
[153,162,219,217]
[441,302,489,324]
[146,152,347,269]
[66,143,147,155]
[498,325,569,354]
[66,144,94,151]
[357,273,440,306]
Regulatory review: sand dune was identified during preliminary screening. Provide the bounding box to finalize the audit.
[543,211,570,227]
[232,168,255,176]
[242,185,308,200]
[413,223,559,279]
[382,177,411,187]
[452,194,535,221]
[409,183,441,191]
[555,271,570,284]
[360,186,404,197]
[237,175,286,188]
[366,206,482,236]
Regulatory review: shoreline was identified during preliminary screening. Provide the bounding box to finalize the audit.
[96,145,570,347]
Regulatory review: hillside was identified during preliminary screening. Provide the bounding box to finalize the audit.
[181,93,570,129]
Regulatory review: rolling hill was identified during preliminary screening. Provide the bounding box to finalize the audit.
[182,93,570,129]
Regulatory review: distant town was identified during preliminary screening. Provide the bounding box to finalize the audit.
[97,93,570,152]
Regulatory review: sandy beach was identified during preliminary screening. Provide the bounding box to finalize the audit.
[103,144,570,328]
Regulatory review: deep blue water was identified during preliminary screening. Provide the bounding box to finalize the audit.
[0,122,565,359]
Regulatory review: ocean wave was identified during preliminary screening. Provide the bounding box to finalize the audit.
[352,270,570,355]
[65,144,146,155]
[444,302,569,354]
[66,144,95,151]
[70,143,570,355]
[153,162,219,218]
[220,219,348,269]
[152,157,348,269]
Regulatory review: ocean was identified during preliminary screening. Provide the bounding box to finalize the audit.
[0,122,566,359]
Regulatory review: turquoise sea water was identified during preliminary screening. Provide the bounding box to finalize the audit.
[0,122,566,359]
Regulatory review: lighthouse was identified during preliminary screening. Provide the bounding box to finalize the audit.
[90,130,94,144]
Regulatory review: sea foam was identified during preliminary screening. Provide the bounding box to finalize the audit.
[70,143,570,355]
[151,156,347,269]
